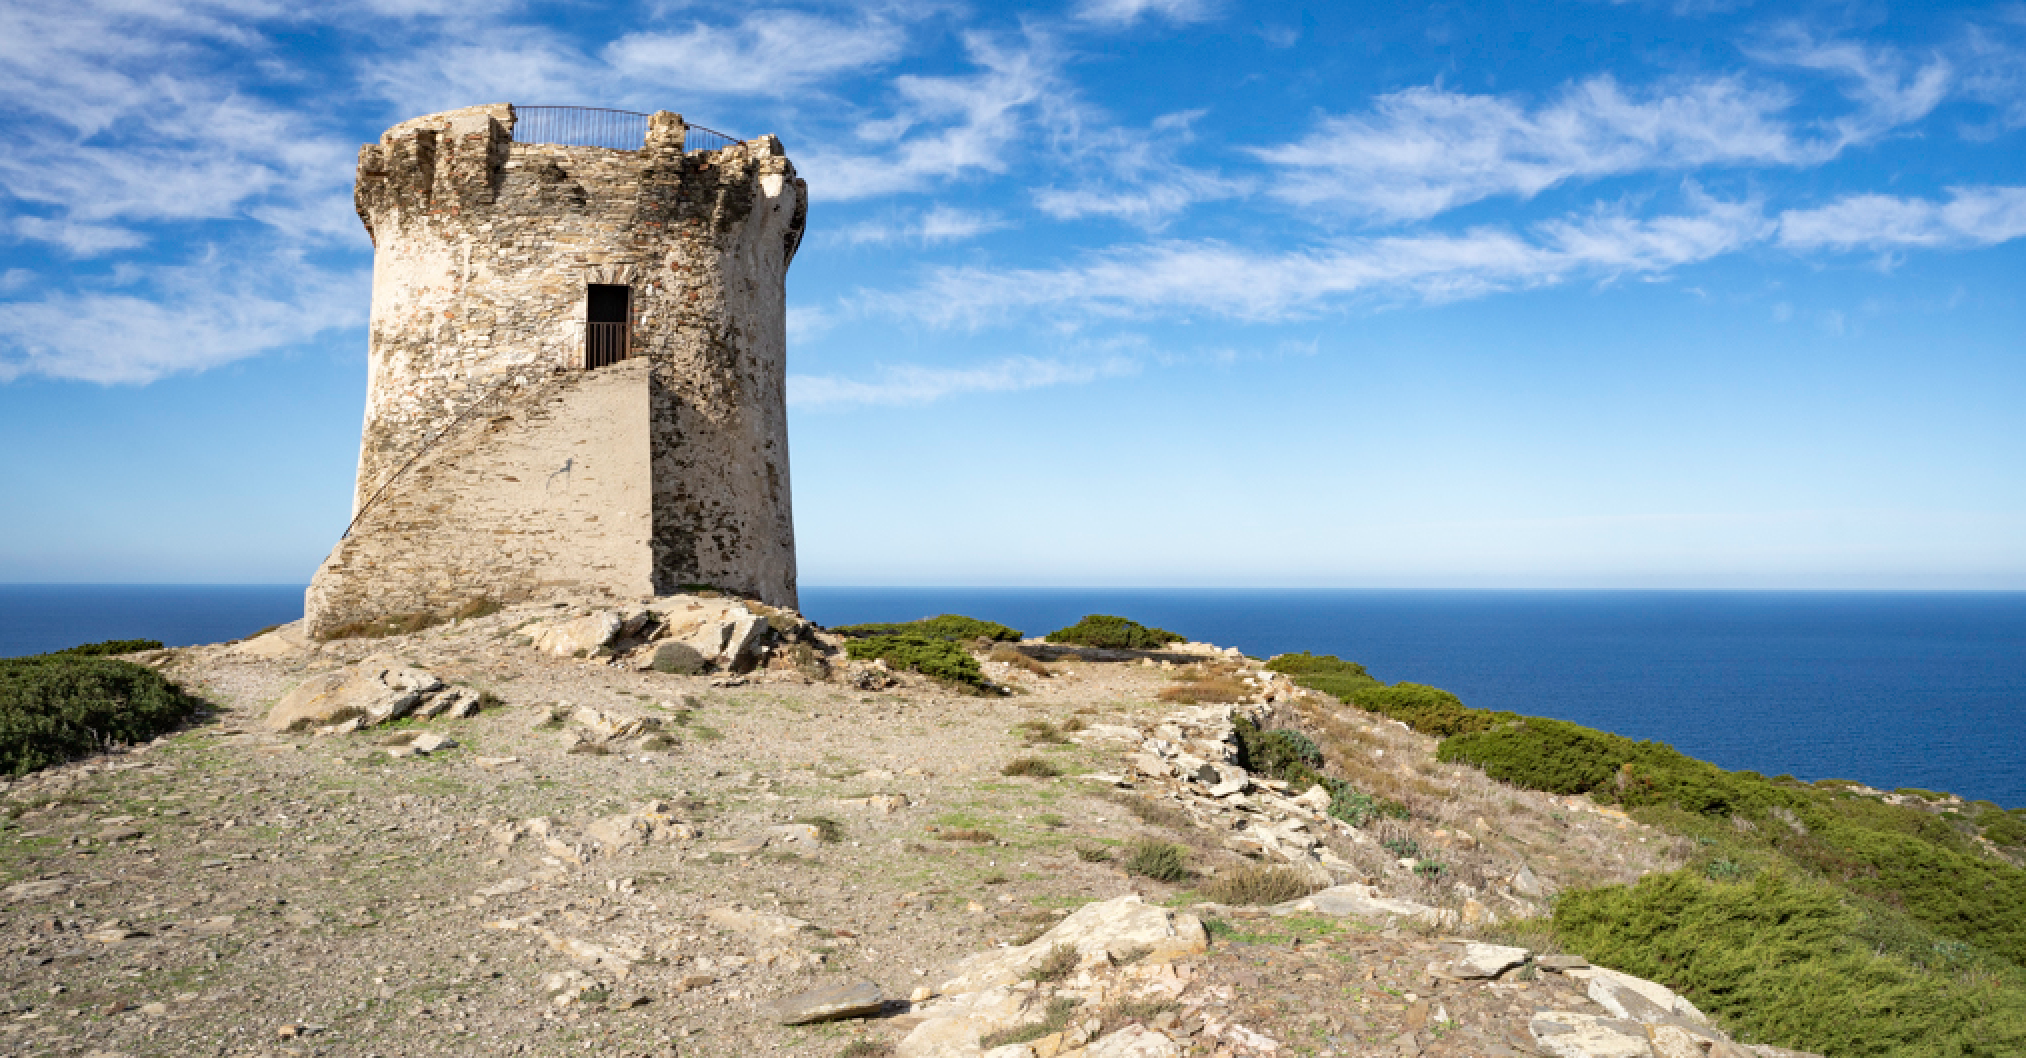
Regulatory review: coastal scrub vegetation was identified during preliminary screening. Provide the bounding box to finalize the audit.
[1230,714,1407,826]
[0,655,206,774]
[1270,648,2026,1056]
[38,639,164,657]
[1045,615,1183,650]
[842,634,989,691]
[1266,653,1514,736]
[831,614,1021,642]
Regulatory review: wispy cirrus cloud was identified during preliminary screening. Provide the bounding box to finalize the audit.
[1253,76,1805,223]
[1072,0,1218,26]
[605,11,907,95]
[799,30,1069,200]
[0,251,366,384]
[839,205,1008,244]
[1031,110,1250,228]
[1749,29,1952,150]
[872,190,1768,326]
[1778,186,2026,251]
[789,353,1137,408]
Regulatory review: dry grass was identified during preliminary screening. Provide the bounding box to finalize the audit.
[1199,864,1324,906]
[988,645,1053,678]
[1002,756,1064,778]
[1158,676,1253,704]
[1025,943,1079,983]
[936,828,997,843]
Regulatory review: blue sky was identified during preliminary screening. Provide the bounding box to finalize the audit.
[1,0,2023,587]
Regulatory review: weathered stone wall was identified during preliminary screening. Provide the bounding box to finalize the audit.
[304,358,656,637]
[307,103,806,635]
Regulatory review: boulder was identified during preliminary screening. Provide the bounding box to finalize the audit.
[532,613,622,657]
[936,895,1206,995]
[648,642,706,675]
[1529,1012,1656,1058]
[1085,1024,1182,1057]
[1445,942,1529,979]
[898,986,1050,1058]
[765,980,883,1025]
[1581,967,1710,1026]
[724,614,771,671]
[264,658,442,732]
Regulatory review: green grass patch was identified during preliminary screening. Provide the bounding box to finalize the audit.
[0,656,207,774]
[1044,615,1183,650]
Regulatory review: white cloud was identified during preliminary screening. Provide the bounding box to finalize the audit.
[789,353,1137,408]
[1073,0,1217,26]
[840,205,1007,244]
[0,254,366,384]
[1749,30,1951,149]
[1031,110,1249,228]
[1254,75,1804,222]
[9,217,147,256]
[1777,186,2026,250]
[606,12,905,96]
[798,31,1064,199]
[869,192,1768,326]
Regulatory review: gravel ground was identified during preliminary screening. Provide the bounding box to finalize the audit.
[0,610,1672,1058]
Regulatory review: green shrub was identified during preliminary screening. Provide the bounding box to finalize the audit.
[843,634,988,690]
[1982,812,2026,848]
[1044,615,1183,650]
[1230,714,1404,826]
[0,656,206,774]
[1554,870,2026,1058]
[1329,787,1407,827]
[1266,653,1511,737]
[41,639,165,657]
[1124,839,1190,882]
[1439,716,2026,967]
[833,614,1022,642]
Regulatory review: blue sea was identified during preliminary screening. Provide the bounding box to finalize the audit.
[3,584,2021,808]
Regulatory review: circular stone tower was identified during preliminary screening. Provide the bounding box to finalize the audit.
[304,104,807,637]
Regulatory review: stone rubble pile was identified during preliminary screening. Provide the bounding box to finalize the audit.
[516,593,814,675]
[263,656,486,735]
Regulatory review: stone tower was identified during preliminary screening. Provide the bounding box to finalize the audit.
[304,104,807,638]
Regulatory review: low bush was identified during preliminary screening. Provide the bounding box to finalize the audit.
[1044,615,1183,650]
[795,816,845,843]
[1554,870,2026,1058]
[1124,839,1190,883]
[0,656,206,774]
[833,614,1021,642]
[843,634,988,690]
[42,639,164,657]
[1200,864,1322,905]
[1002,756,1062,779]
[1439,716,2026,967]
[1231,714,1404,826]
[1266,653,1513,737]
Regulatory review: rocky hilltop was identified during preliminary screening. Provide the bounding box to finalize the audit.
[2,596,1832,1058]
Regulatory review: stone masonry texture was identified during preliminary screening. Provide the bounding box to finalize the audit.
[304,104,807,638]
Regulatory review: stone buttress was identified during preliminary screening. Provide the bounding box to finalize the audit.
[304,104,807,638]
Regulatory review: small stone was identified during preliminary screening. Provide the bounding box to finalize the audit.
[475,756,519,767]
[764,980,882,1025]
[411,732,456,754]
[138,1003,168,1016]
[674,974,715,993]
[96,826,144,842]
[1536,954,1589,971]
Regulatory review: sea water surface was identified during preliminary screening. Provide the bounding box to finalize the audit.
[2,584,2020,807]
[800,589,2026,809]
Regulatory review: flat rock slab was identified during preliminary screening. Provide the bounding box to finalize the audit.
[1447,941,1530,979]
[1530,1012,1657,1058]
[767,980,882,1025]
[1275,884,1443,922]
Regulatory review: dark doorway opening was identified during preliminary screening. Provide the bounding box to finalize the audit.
[586,284,630,368]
